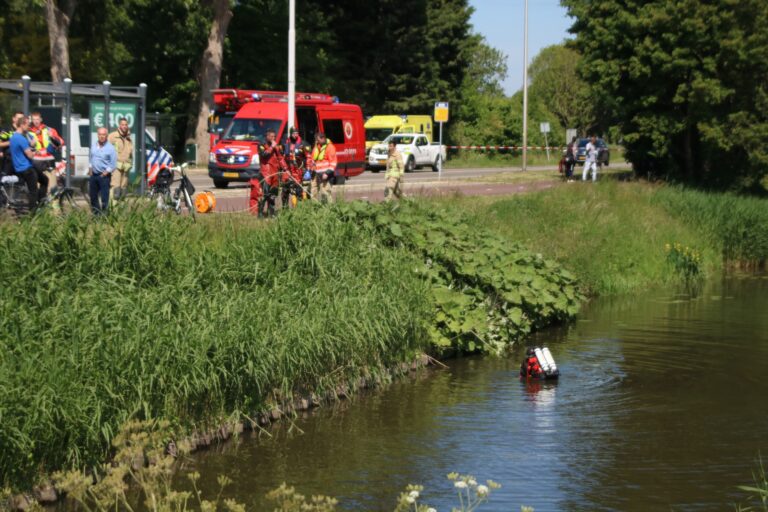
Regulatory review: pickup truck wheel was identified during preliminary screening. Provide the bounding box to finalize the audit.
[371,168,380,173]
[405,156,415,173]
[431,155,442,172]
[213,179,229,189]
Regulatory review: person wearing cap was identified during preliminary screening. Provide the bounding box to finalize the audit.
[310,132,336,204]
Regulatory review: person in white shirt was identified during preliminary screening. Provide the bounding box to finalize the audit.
[583,135,599,182]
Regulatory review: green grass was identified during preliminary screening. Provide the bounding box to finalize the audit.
[445,151,559,169]
[443,181,768,295]
[0,206,431,489]
[0,201,581,491]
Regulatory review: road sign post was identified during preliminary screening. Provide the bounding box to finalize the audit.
[540,122,551,161]
[434,102,449,180]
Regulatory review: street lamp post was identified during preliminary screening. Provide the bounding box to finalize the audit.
[522,0,529,172]
[287,0,296,132]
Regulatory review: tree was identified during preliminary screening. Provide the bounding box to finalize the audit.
[563,0,768,188]
[187,0,233,162]
[44,0,77,81]
[528,44,593,134]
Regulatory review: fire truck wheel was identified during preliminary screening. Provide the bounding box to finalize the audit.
[213,179,229,189]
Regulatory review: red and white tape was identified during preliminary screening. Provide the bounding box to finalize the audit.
[447,145,565,151]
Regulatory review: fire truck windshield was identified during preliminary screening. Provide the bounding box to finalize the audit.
[210,113,235,134]
[223,118,282,142]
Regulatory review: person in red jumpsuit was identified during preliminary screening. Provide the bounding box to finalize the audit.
[281,128,305,208]
[521,349,543,379]
[250,128,285,217]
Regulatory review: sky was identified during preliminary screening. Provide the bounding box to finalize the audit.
[469,0,573,95]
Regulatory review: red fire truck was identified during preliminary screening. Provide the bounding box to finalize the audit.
[207,90,365,188]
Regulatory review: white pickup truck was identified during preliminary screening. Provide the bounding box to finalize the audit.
[367,133,446,172]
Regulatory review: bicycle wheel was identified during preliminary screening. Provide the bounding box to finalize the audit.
[58,188,78,214]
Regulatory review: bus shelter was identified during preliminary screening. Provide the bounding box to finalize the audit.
[0,76,149,193]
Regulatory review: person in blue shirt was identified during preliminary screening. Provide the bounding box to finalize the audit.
[89,127,117,214]
[10,115,42,211]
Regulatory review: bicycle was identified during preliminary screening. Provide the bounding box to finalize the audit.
[0,167,84,217]
[147,163,196,219]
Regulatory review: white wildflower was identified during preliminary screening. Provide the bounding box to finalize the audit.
[454,481,467,489]
[477,484,489,496]
[468,479,477,487]
[406,496,415,504]
[409,490,420,500]
[427,509,437,512]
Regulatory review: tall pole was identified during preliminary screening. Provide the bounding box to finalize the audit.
[103,80,111,131]
[287,0,296,133]
[522,0,529,172]
[138,83,147,195]
[22,75,31,116]
[63,78,72,188]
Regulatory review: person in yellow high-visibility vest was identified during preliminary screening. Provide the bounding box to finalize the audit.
[311,132,336,203]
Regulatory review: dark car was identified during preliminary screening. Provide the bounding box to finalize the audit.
[575,138,610,166]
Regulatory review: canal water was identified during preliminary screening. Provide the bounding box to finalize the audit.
[184,276,768,511]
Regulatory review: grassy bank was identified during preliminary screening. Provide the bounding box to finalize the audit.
[450,181,768,295]
[0,203,580,491]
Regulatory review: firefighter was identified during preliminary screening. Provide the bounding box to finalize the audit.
[252,128,285,217]
[281,127,305,208]
[384,139,404,201]
[311,132,336,204]
[28,112,59,195]
[520,349,543,379]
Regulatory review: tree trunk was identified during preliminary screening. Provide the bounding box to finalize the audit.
[45,0,77,82]
[187,0,233,164]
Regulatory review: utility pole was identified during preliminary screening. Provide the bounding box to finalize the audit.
[522,0,529,172]
[287,0,296,132]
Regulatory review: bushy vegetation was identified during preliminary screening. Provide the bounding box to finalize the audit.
[330,201,582,353]
[564,0,768,188]
[0,203,580,491]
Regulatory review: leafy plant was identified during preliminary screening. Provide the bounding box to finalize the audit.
[324,200,582,354]
[665,242,703,283]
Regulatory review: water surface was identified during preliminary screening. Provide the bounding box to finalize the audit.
[185,276,768,511]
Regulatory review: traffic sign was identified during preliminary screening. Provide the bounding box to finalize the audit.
[434,102,449,123]
[540,122,550,133]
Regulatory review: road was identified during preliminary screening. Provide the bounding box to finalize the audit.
[185,164,568,213]
[188,164,561,194]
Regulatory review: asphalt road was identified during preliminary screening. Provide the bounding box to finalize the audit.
[188,164,563,196]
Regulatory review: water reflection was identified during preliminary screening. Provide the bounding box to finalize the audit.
[184,276,768,511]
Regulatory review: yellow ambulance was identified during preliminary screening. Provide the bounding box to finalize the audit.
[364,115,434,154]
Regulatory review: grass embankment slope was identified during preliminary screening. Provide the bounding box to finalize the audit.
[453,181,768,295]
[0,203,580,491]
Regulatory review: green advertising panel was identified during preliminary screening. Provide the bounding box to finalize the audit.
[89,101,139,180]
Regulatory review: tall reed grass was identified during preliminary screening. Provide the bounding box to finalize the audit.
[652,186,768,267]
[0,206,431,490]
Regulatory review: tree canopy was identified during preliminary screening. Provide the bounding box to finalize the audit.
[2,0,585,153]
[563,0,768,189]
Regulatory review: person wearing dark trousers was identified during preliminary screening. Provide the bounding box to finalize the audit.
[89,127,117,215]
[10,115,40,211]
